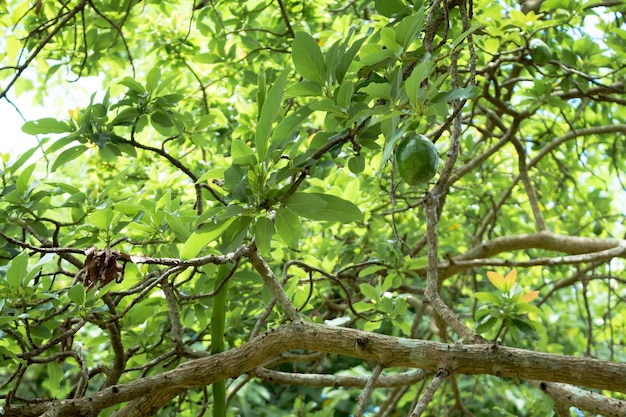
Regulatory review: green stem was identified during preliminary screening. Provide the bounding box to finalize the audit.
[211,264,230,417]
[493,319,506,342]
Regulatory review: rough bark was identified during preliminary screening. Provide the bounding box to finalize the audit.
[4,322,625,417]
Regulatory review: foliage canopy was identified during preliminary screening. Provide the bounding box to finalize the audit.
[1,0,625,416]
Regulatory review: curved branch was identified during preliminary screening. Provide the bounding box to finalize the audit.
[5,322,625,417]
[244,246,302,322]
[431,231,626,281]
[125,137,226,207]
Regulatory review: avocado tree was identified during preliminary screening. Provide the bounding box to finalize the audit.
[1,0,625,416]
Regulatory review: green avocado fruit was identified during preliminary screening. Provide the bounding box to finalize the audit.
[530,39,552,65]
[395,134,439,185]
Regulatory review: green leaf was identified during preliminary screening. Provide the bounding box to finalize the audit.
[255,69,289,162]
[432,86,481,103]
[284,192,327,217]
[46,137,78,154]
[450,22,483,52]
[51,145,88,172]
[285,81,323,98]
[308,98,342,113]
[270,106,314,151]
[284,276,299,297]
[405,59,434,105]
[193,53,221,64]
[336,80,354,110]
[475,315,498,334]
[292,32,326,84]
[515,303,542,315]
[254,217,274,255]
[88,206,115,230]
[23,253,55,286]
[146,67,161,92]
[6,252,28,287]
[472,291,502,304]
[360,82,393,102]
[231,140,257,166]
[181,220,233,259]
[111,107,140,126]
[22,118,73,135]
[118,77,146,94]
[151,110,174,128]
[335,35,367,84]
[313,193,363,223]
[16,163,36,195]
[364,321,382,332]
[286,193,362,223]
[359,283,379,300]
[511,318,534,334]
[154,72,180,96]
[99,166,131,201]
[348,155,366,174]
[9,141,43,173]
[46,362,63,393]
[357,46,395,69]
[67,284,86,305]
[166,213,192,242]
[219,216,252,252]
[374,0,408,17]
[395,13,425,49]
[257,71,266,114]
[378,123,405,173]
[275,207,301,248]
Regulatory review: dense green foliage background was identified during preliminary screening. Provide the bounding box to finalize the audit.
[1,0,625,416]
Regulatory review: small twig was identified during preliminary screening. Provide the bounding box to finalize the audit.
[74,346,89,398]
[354,364,384,417]
[162,279,184,353]
[276,0,295,38]
[250,297,277,339]
[408,368,449,417]
[124,137,226,208]
[177,258,240,301]
[87,0,136,77]
[250,367,429,388]
[0,231,84,255]
[245,246,302,322]
[509,135,548,231]
[0,0,89,100]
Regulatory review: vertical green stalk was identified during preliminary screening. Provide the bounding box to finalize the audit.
[211,264,230,417]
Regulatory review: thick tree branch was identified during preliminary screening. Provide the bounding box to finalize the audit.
[5,322,625,417]
[534,381,626,417]
[428,231,626,281]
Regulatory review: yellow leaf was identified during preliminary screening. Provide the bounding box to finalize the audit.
[522,290,539,303]
[11,1,30,25]
[448,223,461,231]
[503,269,517,292]
[6,36,21,63]
[68,107,80,120]
[487,271,505,292]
